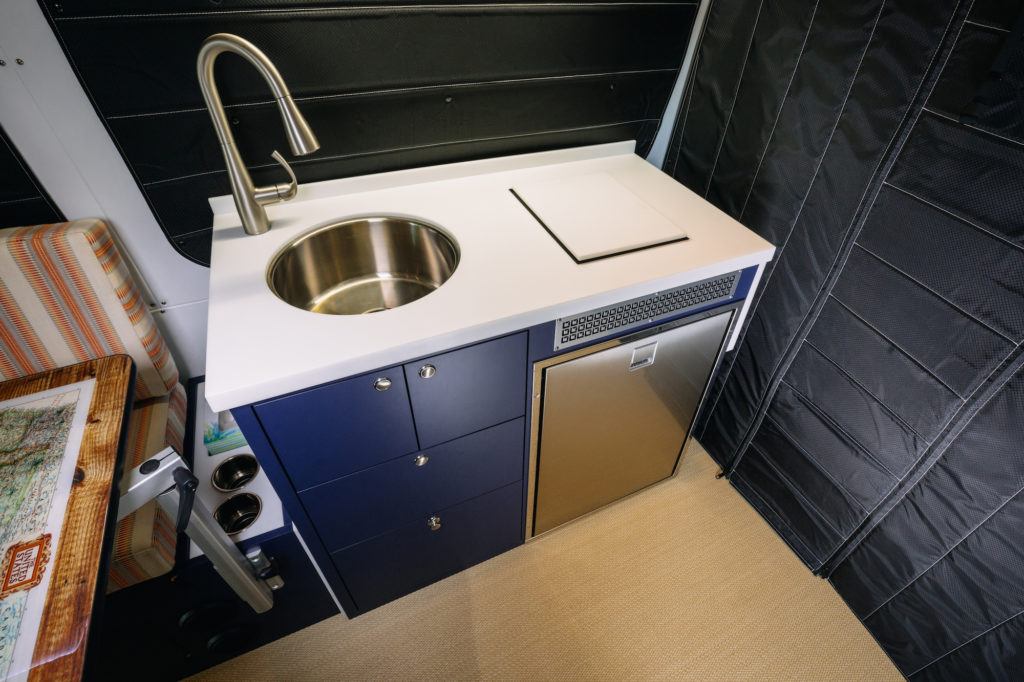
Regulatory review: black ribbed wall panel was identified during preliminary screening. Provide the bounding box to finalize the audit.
[39,1,697,264]
[668,0,1024,677]
[111,73,672,185]
[0,126,64,229]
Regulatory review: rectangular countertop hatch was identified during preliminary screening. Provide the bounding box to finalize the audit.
[512,172,687,262]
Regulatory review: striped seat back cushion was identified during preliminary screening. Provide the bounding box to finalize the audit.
[0,219,178,399]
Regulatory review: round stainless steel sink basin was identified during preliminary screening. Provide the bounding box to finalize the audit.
[267,216,460,315]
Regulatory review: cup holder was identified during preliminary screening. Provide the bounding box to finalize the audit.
[211,453,260,492]
[214,493,262,536]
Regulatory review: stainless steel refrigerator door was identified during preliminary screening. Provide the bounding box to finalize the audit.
[532,310,733,536]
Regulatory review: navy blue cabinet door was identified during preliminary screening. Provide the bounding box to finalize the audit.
[332,482,522,612]
[404,332,528,448]
[302,417,525,551]
[254,367,418,490]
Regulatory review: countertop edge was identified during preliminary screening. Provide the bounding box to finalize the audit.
[204,247,774,412]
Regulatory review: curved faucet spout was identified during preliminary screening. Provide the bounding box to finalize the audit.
[198,33,320,236]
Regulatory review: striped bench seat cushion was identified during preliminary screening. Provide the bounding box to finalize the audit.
[108,382,187,592]
[1,219,187,590]
[0,220,178,401]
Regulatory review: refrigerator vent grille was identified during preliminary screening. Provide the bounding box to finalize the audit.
[554,271,739,350]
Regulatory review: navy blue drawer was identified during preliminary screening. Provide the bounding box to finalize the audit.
[332,482,522,612]
[302,417,525,551]
[254,367,418,490]
[404,332,528,448]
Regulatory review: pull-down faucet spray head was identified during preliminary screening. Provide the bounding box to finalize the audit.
[198,33,320,236]
[277,94,320,157]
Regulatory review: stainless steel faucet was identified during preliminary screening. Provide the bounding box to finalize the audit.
[197,33,320,236]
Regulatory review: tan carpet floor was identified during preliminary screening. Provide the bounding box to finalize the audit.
[193,443,900,681]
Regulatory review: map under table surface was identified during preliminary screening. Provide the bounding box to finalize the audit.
[0,380,94,682]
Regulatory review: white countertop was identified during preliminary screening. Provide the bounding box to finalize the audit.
[204,141,774,412]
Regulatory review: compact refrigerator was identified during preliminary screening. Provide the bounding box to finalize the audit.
[527,308,735,537]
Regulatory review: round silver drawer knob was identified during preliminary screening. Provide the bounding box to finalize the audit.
[418,364,437,379]
[373,377,392,392]
[427,515,442,531]
[414,454,429,467]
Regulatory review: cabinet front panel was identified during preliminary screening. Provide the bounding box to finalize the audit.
[332,482,522,612]
[255,367,418,490]
[405,332,528,448]
[303,417,525,551]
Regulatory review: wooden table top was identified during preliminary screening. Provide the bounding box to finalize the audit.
[0,356,134,682]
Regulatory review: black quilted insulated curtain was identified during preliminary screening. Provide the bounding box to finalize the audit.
[667,0,1024,678]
